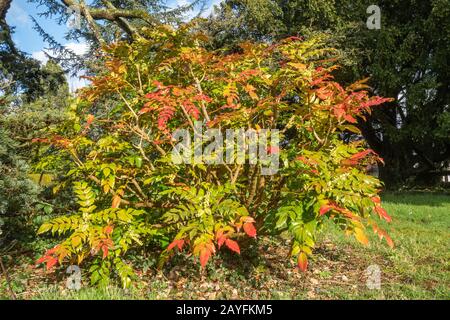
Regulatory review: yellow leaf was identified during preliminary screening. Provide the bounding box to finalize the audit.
[354,227,369,246]
[78,253,85,265]
[118,64,127,74]
[37,223,52,234]
[71,236,82,247]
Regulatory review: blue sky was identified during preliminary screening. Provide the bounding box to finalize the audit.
[6,0,222,56]
[7,0,66,55]
[6,0,222,90]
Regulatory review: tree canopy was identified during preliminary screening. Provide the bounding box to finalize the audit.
[204,0,450,187]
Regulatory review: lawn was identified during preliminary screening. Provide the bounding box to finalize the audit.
[1,192,449,300]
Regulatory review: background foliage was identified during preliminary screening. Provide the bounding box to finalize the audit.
[0,0,448,297]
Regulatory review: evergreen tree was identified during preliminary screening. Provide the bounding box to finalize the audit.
[203,0,450,187]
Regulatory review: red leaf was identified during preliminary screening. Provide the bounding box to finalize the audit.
[384,234,394,248]
[319,205,332,216]
[167,239,184,251]
[206,242,216,255]
[217,237,226,249]
[104,225,114,235]
[243,222,257,238]
[344,114,357,123]
[177,239,184,250]
[46,257,58,270]
[157,105,176,131]
[360,96,392,109]
[225,239,240,254]
[371,196,381,204]
[217,235,226,249]
[350,149,374,161]
[182,100,200,120]
[47,245,59,255]
[101,245,109,259]
[316,87,333,100]
[193,94,212,103]
[333,105,346,118]
[36,256,47,265]
[297,252,308,272]
[375,206,392,222]
[373,225,394,248]
[199,247,211,268]
[152,80,164,89]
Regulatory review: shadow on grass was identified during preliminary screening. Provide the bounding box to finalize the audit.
[381,191,450,207]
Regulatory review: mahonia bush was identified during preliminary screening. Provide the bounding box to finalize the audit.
[35,24,394,287]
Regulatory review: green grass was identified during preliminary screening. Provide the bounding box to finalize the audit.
[1,192,449,300]
[320,192,450,299]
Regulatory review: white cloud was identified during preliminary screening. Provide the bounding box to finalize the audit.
[201,0,224,18]
[172,0,224,20]
[31,42,89,64]
[7,3,31,26]
[68,75,89,93]
[32,50,50,64]
[31,42,90,92]
[65,42,89,56]
[65,43,89,92]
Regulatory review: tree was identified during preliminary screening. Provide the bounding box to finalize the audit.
[203,0,450,187]
[28,0,207,70]
[0,80,40,251]
[1,0,70,252]
[1,0,71,101]
[35,25,393,287]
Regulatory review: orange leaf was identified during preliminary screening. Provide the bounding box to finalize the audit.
[297,252,308,272]
[243,222,257,238]
[176,239,185,250]
[350,149,374,161]
[167,239,184,251]
[104,225,114,235]
[384,234,394,248]
[36,256,47,265]
[112,195,121,208]
[319,205,332,216]
[217,235,226,249]
[46,257,58,270]
[333,105,346,118]
[101,245,109,259]
[373,224,394,248]
[225,239,240,254]
[199,247,211,268]
[86,114,94,125]
[341,159,358,166]
[344,114,357,123]
[371,196,381,204]
[316,87,333,100]
[375,206,392,222]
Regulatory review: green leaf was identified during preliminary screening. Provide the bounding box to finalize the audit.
[135,157,142,168]
[37,223,52,234]
[103,167,111,177]
[117,210,132,222]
